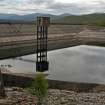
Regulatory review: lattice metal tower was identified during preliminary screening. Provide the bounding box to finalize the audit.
[36,17,50,72]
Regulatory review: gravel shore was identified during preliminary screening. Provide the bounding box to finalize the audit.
[0,87,105,105]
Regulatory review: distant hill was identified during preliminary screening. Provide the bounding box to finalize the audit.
[0,13,71,22]
[53,13,105,26]
[0,13,105,26]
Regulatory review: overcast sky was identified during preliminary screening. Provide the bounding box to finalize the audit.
[0,0,105,15]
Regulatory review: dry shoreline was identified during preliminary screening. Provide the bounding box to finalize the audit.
[2,72,105,93]
[1,73,105,104]
[0,87,105,105]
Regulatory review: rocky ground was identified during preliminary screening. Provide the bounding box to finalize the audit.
[0,87,105,105]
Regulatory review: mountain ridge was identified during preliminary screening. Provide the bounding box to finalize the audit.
[0,13,105,26]
[0,13,71,21]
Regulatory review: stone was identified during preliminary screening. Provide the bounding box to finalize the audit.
[0,87,105,105]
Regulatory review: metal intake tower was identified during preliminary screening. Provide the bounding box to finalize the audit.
[36,17,50,72]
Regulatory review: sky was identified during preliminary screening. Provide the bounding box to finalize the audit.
[0,0,105,15]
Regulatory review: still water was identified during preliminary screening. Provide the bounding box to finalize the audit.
[1,45,105,84]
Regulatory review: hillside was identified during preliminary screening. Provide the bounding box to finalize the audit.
[53,13,105,26]
[0,13,70,22]
[0,13,105,26]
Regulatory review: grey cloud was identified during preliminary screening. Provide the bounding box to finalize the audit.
[0,4,6,6]
[46,1,105,14]
[47,2,93,14]
[0,0,105,14]
[27,0,53,4]
[94,0,105,4]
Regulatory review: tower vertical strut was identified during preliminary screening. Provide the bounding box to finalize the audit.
[36,17,50,72]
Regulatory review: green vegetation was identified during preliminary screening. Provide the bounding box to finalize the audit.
[95,20,105,27]
[29,73,48,105]
[52,13,105,26]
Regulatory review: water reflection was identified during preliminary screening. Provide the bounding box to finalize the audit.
[0,45,105,84]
